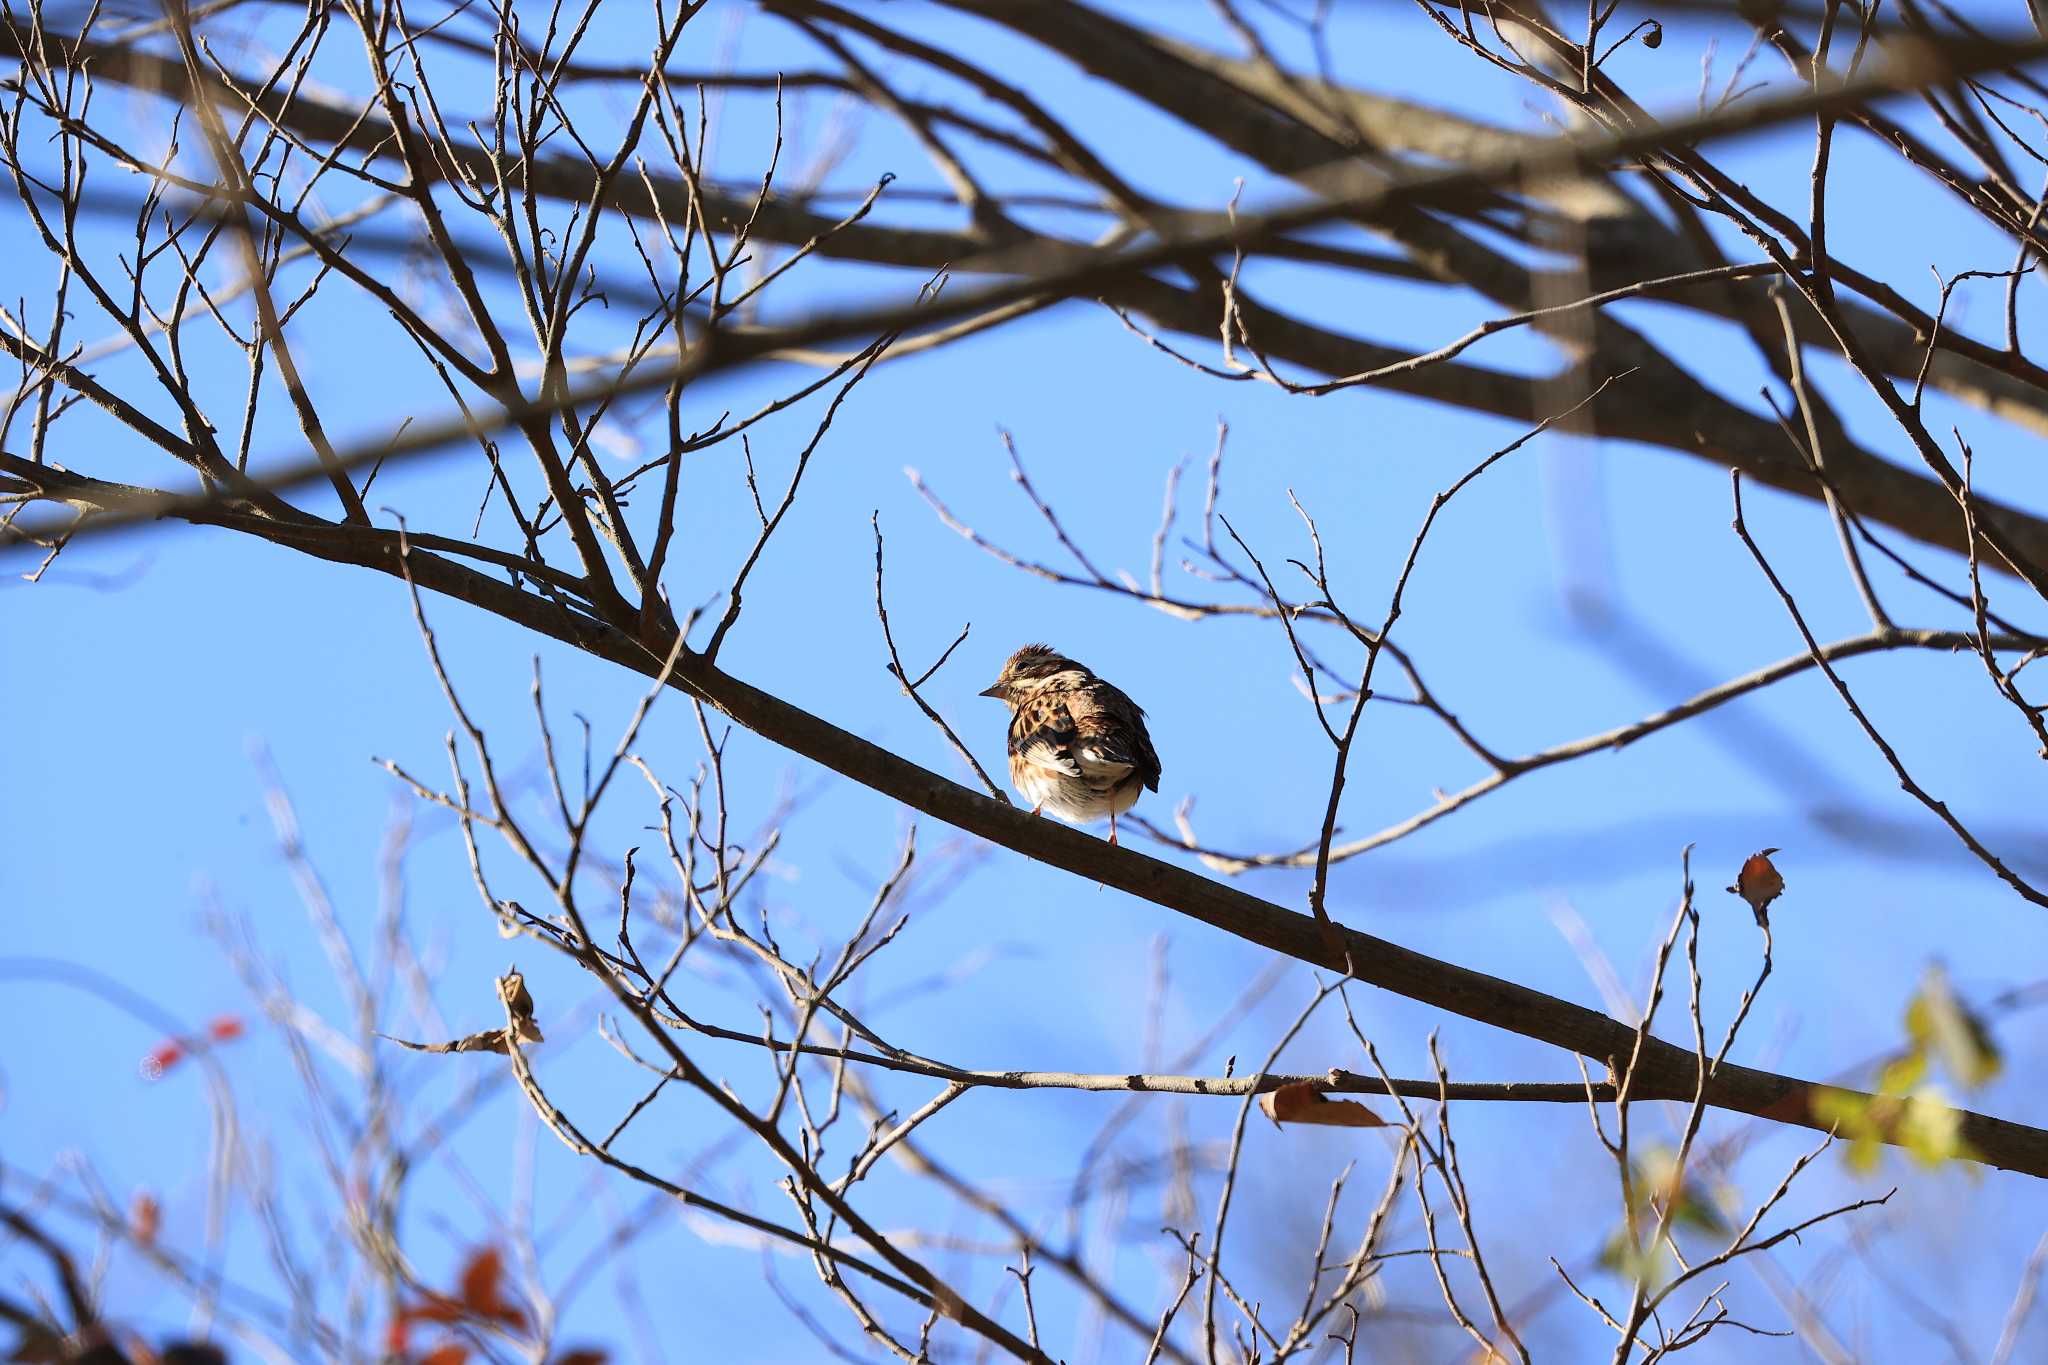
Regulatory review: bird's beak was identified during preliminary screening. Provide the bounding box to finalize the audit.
[978,683,1005,699]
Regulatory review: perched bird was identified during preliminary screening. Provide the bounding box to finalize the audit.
[980,644,1160,845]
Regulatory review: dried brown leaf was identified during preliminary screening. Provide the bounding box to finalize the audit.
[1260,1080,1386,1128]
[385,1028,518,1056]
[498,971,543,1045]
[457,1246,525,1328]
[383,971,543,1055]
[1727,847,1785,925]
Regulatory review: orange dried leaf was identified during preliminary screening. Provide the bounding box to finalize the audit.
[419,1345,470,1365]
[457,1247,525,1329]
[550,1352,609,1365]
[1727,848,1785,925]
[1260,1081,1386,1128]
[459,1247,504,1310]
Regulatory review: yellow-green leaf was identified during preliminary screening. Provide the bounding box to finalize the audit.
[1903,968,2001,1090]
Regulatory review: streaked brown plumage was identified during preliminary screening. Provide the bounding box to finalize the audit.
[979,644,1160,845]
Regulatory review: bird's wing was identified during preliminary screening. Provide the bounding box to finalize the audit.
[1069,682,1162,792]
[1009,693,1082,777]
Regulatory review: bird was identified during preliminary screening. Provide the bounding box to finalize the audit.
[979,644,1160,846]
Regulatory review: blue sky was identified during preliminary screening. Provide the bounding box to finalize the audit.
[6,2,2048,1360]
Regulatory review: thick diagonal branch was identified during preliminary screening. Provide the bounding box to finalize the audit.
[9,450,2045,1180]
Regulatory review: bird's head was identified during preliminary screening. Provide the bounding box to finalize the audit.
[978,643,1077,705]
